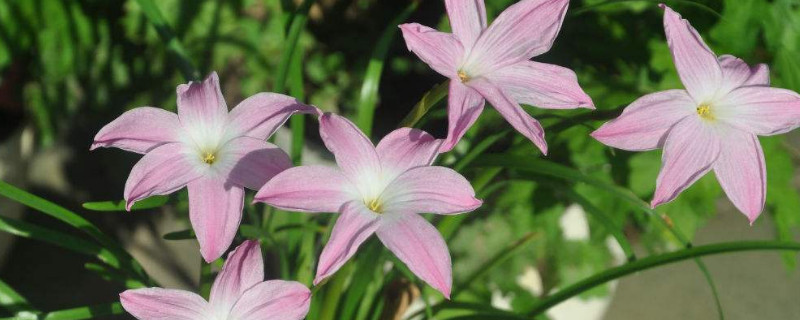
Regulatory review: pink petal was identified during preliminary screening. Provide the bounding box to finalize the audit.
[441,80,485,152]
[375,127,442,178]
[254,165,354,213]
[469,78,548,154]
[661,4,722,102]
[222,137,292,190]
[228,280,311,320]
[314,201,379,285]
[177,72,228,127]
[227,92,318,140]
[591,90,695,151]
[124,143,201,210]
[464,0,569,75]
[714,86,800,136]
[188,177,244,262]
[445,0,487,48]
[381,166,482,215]
[209,240,264,312]
[319,113,381,179]
[486,61,594,110]
[120,288,211,320]
[652,117,721,208]
[399,23,464,79]
[713,129,765,224]
[91,107,180,154]
[718,55,770,96]
[376,213,452,298]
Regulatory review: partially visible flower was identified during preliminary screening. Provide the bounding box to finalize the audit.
[591,5,800,223]
[254,113,482,298]
[120,240,311,320]
[400,0,594,153]
[92,72,316,261]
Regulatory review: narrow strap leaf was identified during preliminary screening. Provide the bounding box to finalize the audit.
[82,195,168,212]
[398,80,450,128]
[133,0,199,81]
[0,279,37,315]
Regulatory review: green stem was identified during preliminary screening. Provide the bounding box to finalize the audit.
[199,259,213,300]
[454,232,539,297]
[134,0,199,81]
[274,0,314,94]
[561,187,636,262]
[398,81,450,128]
[0,302,124,320]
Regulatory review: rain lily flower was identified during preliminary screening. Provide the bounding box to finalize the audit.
[92,72,315,261]
[254,113,482,298]
[120,240,311,320]
[591,5,800,223]
[399,0,593,153]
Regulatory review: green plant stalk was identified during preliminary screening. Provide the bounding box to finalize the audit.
[0,302,125,320]
[288,39,306,165]
[399,81,450,128]
[562,187,636,262]
[134,0,199,81]
[274,0,314,94]
[317,263,354,320]
[527,241,800,316]
[454,233,539,297]
[82,196,169,212]
[0,279,37,315]
[200,259,214,300]
[355,1,419,136]
[84,263,145,289]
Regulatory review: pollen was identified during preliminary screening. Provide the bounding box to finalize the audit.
[696,104,714,120]
[202,152,217,165]
[457,70,470,83]
[365,198,384,214]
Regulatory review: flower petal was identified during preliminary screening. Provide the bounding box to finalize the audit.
[377,213,452,298]
[652,117,721,208]
[177,72,228,127]
[445,0,487,48]
[124,143,201,210]
[441,81,485,152]
[381,166,482,215]
[661,4,722,102]
[464,0,569,75]
[718,55,770,96]
[591,90,695,151]
[227,92,318,140]
[228,280,311,320]
[254,165,353,213]
[209,240,264,312]
[319,113,381,179]
[120,288,211,320]
[91,107,180,154]
[314,201,379,285]
[713,129,765,224]
[188,177,244,262]
[469,78,548,154]
[376,127,442,178]
[399,23,464,79]
[715,86,800,136]
[486,61,594,110]
[222,137,292,191]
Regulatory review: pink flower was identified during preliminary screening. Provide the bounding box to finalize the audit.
[254,113,482,298]
[591,5,800,224]
[92,72,316,261]
[120,240,311,320]
[399,0,594,153]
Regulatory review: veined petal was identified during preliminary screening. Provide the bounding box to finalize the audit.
[314,201,379,285]
[188,177,244,262]
[464,0,569,75]
[715,86,800,136]
[222,137,292,191]
[591,90,695,151]
[209,240,264,313]
[399,23,464,79]
[469,78,548,154]
[661,4,722,102]
[718,55,770,96]
[652,117,721,208]
[713,129,765,224]
[254,165,353,213]
[177,72,228,127]
[91,107,180,154]
[124,143,201,210]
[228,280,311,320]
[441,81,485,152]
[445,0,487,49]
[381,166,482,215]
[319,113,381,179]
[227,92,318,140]
[120,288,211,320]
[486,60,594,110]
[377,213,452,298]
[376,128,442,178]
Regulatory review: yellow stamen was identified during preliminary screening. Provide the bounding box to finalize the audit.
[457,70,470,83]
[696,104,714,120]
[365,198,383,214]
[203,152,216,165]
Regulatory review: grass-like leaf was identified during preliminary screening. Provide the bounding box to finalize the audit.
[82,196,168,212]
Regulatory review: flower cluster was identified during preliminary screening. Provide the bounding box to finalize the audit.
[91,1,800,319]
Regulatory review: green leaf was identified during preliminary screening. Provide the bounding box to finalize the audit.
[0,279,37,315]
[133,0,199,81]
[398,80,449,128]
[0,302,124,320]
[162,229,195,240]
[82,196,169,212]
